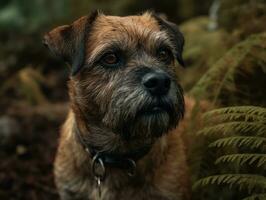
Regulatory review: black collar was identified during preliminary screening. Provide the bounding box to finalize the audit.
[74,125,151,171]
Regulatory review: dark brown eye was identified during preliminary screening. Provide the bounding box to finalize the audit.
[101,53,119,66]
[157,48,173,64]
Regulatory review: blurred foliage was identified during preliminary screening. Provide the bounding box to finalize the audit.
[0,0,213,33]
[190,32,266,107]
[69,0,213,22]
[179,17,232,91]
[218,0,266,40]
[1,67,49,105]
[0,0,69,33]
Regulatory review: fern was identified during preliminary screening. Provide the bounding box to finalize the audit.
[203,106,266,124]
[209,136,266,149]
[204,106,266,117]
[197,122,266,136]
[215,154,266,168]
[242,193,266,200]
[199,106,266,136]
[190,33,266,200]
[193,174,266,192]
[194,106,266,199]
[206,113,266,124]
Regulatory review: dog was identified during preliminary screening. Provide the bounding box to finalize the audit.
[44,11,191,200]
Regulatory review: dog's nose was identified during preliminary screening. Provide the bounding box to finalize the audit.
[142,72,171,95]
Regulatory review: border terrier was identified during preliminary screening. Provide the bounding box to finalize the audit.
[44,11,190,200]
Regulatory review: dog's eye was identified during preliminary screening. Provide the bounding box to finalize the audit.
[101,53,119,66]
[157,48,173,64]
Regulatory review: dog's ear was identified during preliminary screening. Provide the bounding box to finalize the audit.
[43,11,99,75]
[152,14,185,67]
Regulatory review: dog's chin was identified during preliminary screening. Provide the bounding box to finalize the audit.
[140,105,169,116]
[119,105,176,139]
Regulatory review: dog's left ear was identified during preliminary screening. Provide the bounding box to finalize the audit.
[43,11,99,75]
[152,14,185,67]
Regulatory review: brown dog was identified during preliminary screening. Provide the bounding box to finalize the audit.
[44,11,190,200]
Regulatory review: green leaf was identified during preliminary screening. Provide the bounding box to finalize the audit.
[215,154,266,168]
[203,106,266,124]
[242,193,266,200]
[209,136,266,149]
[204,106,266,118]
[197,122,266,136]
[193,174,266,192]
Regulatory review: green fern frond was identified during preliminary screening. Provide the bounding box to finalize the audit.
[205,113,266,124]
[215,154,266,168]
[197,122,266,136]
[204,106,266,119]
[193,105,266,198]
[242,193,266,200]
[193,174,266,192]
[209,136,266,149]
[203,106,266,125]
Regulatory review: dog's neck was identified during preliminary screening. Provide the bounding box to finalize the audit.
[72,112,155,175]
[75,123,151,170]
[62,110,174,193]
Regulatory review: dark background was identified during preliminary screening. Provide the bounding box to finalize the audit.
[0,0,265,199]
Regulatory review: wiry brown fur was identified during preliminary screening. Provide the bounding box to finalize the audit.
[44,11,190,200]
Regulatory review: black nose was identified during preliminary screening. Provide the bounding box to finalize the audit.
[142,72,171,95]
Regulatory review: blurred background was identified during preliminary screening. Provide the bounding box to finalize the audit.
[0,0,265,200]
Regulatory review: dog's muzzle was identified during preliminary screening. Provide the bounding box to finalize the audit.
[103,67,184,139]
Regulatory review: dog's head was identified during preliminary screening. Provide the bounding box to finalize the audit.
[44,11,185,150]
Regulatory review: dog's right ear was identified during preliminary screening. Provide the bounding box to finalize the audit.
[152,13,185,67]
[43,11,99,75]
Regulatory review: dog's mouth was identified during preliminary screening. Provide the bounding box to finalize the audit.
[140,105,168,116]
[138,98,174,117]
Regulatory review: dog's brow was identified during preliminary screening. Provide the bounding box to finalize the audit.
[86,30,175,65]
[153,35,173,48]
[149,31,176,53]
[86,42,123,64]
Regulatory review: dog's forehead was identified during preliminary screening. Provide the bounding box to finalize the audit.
[94,13,160,35]
[86,13,164,51]
[102,14,159,30]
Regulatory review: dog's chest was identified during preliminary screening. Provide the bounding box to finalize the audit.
[89,185,110,200]
[87,176,149,200]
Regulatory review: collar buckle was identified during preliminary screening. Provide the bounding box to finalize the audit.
[92,153,106,182]
[126,159,136,177]
[92,153,106,200]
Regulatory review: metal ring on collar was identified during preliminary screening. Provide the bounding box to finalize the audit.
[92,154,106,181]
[127,159,136,177]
